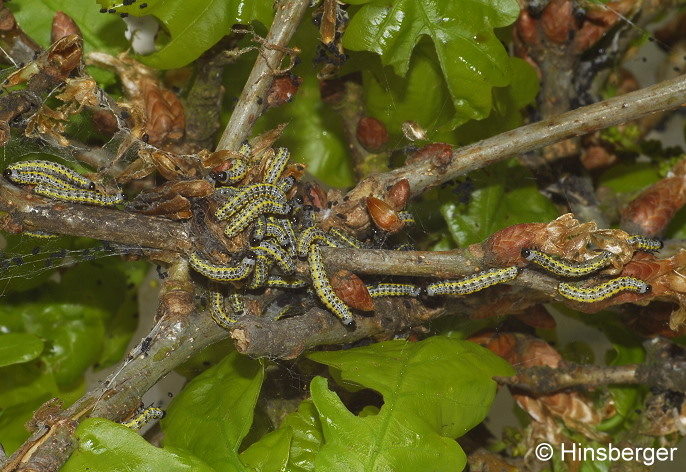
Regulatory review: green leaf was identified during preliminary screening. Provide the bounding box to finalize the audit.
[162,351,264,471]
[598,161,660,195]
[8,0,128,54]
[363,42,455,142]
[0,333,44,367]
[96,0,274,69]
[454,57,539,142]
[307,337,513,472]
[243,400,323,472]
[62,418,217,472]
[0,363,58,409]
[241,426,294,472]
[0,397,47,454]
[441,159,558,246]
[343,0,520,126]
[18,302,105,388]
[281,400,323,472]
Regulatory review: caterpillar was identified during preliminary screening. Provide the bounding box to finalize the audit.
[213,158,248,185]
[252,239,295,274]
[5,160,95,190]
[366,283,421,298]
[329,228,364,249]
[426,266,520,296]
[308,244,355,327]
[521,248,612,278]
[33,184,124,207]
[557,276,650,302]
[397,211,415,225]
[189,253,255,282]
[24,230,58,239]
[248,254,272,289]
[626,235,663,252]
[277,175,296,193]
[4,169,87,191]
[223,200,291,238]
[122,407,165,430]
[263,147,290,184]
[266,275,308,289]
[252,216,267,241]
[209,289,237,326]
[259,220,291,247]
[215,184,287,220]
[296,226,338,257]
[227,293,245,316]
[238,142,252,157]
[277,217,297,255]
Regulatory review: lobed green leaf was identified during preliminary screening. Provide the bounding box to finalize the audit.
[162,351,264,471]
[343,0,521,127]
[97,0,274,69]
[307,336,513,472]
[61,418,216,472]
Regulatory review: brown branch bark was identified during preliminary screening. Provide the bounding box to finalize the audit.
[0,180,190,252]
[495,338,686,394]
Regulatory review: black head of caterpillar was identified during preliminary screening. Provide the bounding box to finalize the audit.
[521,248,534,260]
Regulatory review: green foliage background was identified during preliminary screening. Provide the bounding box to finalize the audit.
[2,0,685,470]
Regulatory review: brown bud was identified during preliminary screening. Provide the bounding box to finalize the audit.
[541,0,575,44]
[169,179,214,198]
[515,10,538,46]
[620,174,686,236]
[406,143,452,166]
[386,179,410,210]
[356,117,388,151]
[267,74,302,108]
[580,145,617,170]
[367,196,403,232]
[319,77,347,104]
[513,305,556,330]
[484,222,548,266]
[304,182,328,210]
[141,79,185,146]
[330,270,374,311]
[52,11,81,43]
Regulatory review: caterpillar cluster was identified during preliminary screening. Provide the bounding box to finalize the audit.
[189,144,536,328]
[521,236,658,302]
[4,160,123,207]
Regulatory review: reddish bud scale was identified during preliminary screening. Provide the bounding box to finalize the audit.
[620,174,686,236]
[51,11,81,43]
[386,178,410,210]
[141,80,185,146]
[356,117,388,152]
[366,196,403,232]
[330,270,374,311]
[540,0,575,44]
[483,222,548,266]
[406,143,452,166]
[267,75,302,108]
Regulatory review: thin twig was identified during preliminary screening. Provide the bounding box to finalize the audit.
[215,0,310,152]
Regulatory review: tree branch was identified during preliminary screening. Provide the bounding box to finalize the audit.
[495,338,686,394]
[335,74,686,229]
